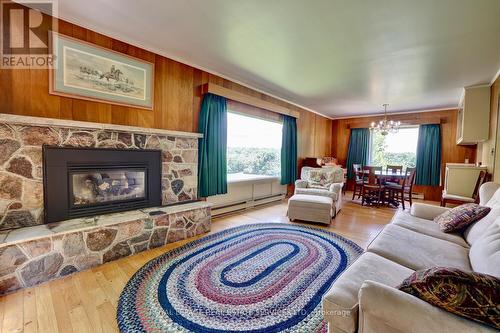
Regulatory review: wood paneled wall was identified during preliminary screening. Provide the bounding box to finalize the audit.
[331,109,477,201]
[493,76,500,181]
[0,13,332,173]
[477,75,500,180]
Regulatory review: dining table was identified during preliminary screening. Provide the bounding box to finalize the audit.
[361,170,406,207]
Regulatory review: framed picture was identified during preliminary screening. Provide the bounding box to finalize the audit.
[50,32,154,110]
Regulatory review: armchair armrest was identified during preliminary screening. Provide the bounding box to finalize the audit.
[410,203,450,220]
[295,179,308,189]
[329,182,343,194]
[358,281,496,333]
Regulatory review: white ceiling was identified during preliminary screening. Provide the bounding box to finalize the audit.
[55,0,500,118]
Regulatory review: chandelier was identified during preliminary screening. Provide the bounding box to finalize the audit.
[370,104,401,135]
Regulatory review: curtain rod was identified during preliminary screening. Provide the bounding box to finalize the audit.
[201,83,300,119]
[346,118,445,129]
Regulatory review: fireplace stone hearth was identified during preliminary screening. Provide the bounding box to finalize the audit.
[0,201,211,294]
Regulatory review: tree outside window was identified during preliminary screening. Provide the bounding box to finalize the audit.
[370,127,418,169]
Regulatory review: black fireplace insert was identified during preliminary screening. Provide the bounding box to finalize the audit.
[43,146,162,223]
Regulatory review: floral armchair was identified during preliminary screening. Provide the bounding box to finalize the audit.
[294,166,344,215]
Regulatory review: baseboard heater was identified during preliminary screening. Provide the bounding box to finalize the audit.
[211,193,285,217]
[412,192,424,200]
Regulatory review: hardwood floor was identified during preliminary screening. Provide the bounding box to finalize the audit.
[0,194,418,333]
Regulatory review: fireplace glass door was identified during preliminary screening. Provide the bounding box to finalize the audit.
[70,168,147,207]
[43,147,162,223]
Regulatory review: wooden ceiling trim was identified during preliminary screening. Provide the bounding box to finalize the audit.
[201,83,300,118]
[342,112,450,129]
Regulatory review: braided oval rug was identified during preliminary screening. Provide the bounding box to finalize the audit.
[117,223,363,332]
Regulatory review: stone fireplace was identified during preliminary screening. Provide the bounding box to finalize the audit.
[43,147,162,223]
[0,114,200,232]
[0,114,211,295]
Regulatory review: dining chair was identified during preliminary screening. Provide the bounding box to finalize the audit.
[441,170,488,207]
[385,167,416,210]
[385,165,403,185]
[351,164,364,200]
[361,166,384,207]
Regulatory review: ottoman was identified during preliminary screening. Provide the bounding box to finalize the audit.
[288,194,334,224]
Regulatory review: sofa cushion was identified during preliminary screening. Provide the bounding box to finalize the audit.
[398,267,500,330]
[434,203,491,233]
[410,203,450,221]
[323,252,413,333]
[392,210,469,247]
[308,183,329,190]
[463,185,500,245]
[367,225,471,271]
[464,206,500,245]
[442,192,476,202]
[294,187,337,200]
[469,217,500,278]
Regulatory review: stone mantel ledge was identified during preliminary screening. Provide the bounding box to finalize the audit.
[0,113,203,139]
[0,201,212,246]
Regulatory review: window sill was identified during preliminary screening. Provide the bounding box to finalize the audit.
[227,173,281,184]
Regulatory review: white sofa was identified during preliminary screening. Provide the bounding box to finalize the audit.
[323,182,500,333]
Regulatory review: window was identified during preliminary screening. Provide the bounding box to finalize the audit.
[370,127,419,169]
[227,112,282,181]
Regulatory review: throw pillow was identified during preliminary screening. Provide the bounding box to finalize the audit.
[434,203,491,233]
[398,267,500,329]
[308,169,334,188]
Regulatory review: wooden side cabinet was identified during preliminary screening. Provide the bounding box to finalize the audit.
[456,85,490,145]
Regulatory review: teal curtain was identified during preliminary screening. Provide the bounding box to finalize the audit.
[346,128,370,179]
[281,115,298,185]
[415,124,442,186]
[197,93,228,197]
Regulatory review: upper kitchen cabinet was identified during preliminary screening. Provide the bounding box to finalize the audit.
[456,85,491,145]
